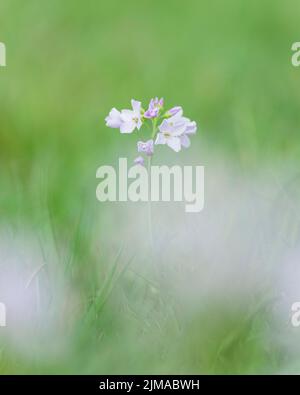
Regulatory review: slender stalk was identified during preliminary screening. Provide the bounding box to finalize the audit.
[148,119,157,257]
[147,155,153,254]
[151,118,157,139]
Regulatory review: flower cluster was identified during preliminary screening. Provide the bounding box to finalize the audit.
[105,98,197,165]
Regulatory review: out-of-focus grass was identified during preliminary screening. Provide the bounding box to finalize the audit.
[0,0,300,374]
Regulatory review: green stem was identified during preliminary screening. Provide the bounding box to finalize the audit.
[151,118,157,139]
[147,155,153,254]
[148,119,157,258]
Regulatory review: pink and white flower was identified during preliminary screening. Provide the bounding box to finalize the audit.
[105,108,122,128]
[105,99,143,134]
[105,97,197,156]
[155,120,183,152]
[144,97,164,119]
[155,112,197,152]
[180,120,197,148]
[137,139,154,156]
[119,99,143,133]
[134,156,145,166]
[166,106,182,117]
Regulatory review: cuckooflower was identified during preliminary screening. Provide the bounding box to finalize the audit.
[155,112,197,152]
[119,99,143,133]
[105,97,197,156]
[105,108,122,128]
[144,97,164,119]
[180,120,197,148]
[166,106,182,117]
[155,119,184,152]
[137,139,154,156]
[134,156,145,166]
[105,99,143,133]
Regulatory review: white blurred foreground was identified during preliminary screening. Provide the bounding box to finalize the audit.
[0,230,75,358]
[1,150,300,370]
[97,151,300,354]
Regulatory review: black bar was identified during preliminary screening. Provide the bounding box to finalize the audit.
[0,375,280,392]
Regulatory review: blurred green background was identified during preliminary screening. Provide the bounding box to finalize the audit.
[1,0,300,374]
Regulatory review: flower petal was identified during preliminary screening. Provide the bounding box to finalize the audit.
[105,108,122,128]
[131,99,141,113]
[134,156,145,166]
[167,137,181,152]
[186,121,197,135]
[167,106,182,117]
[180,134,191,148]
[120,121,135,134]
[158,119,172,133]
[136,118,143,130]
[155,132,167,145]
[120,109,134,122]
